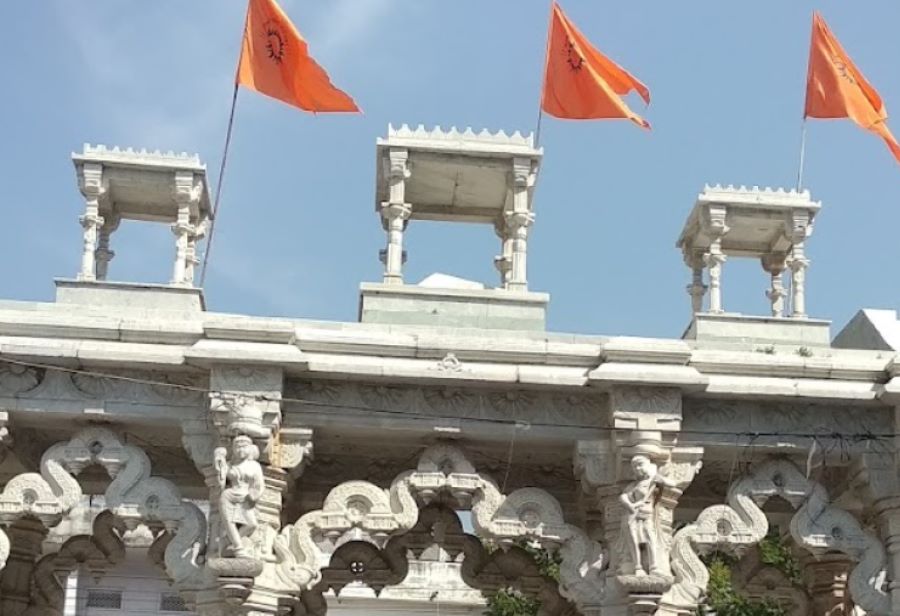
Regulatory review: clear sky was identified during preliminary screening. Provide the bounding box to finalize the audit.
[2,1,898,338]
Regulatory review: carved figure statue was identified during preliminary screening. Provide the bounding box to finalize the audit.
[619,455,675,576]
[214,435,264,558]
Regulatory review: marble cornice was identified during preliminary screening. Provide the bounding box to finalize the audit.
[0,302,896,403]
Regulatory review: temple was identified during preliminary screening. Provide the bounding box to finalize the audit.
[0,127,897,616]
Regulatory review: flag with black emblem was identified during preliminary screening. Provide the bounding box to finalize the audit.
[236,0,359,113]
[540,2,649,128]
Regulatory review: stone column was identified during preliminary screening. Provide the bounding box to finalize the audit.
[504,211,534,292]
[575,387,702,616]
[786,210,811,319]
[800,552,854,616]
[685,252,707,315]
[0,518,48,616]
[762,254,787,318]
[493,218,512,289]
[77,162,106,282]
[380,148,412,285]
[380,203,412,284]
[505,157,536,292]
[191,367,319,616]
[184,219,207,287]
[94,214,120,282]
[850,449,900,615]
[701,205,728,314]
[172,171,200,287]
[788,246,809,319]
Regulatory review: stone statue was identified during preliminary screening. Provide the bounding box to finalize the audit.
[214,435,264,558]
[619,455,675,576]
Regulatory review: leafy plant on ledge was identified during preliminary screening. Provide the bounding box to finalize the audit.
[699,531,800,616]
[484,541,560,616]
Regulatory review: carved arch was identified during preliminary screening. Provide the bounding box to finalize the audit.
[274,444,606,614]
[24,511,126,616]
[662,458,889,615]
[0,427,211,604]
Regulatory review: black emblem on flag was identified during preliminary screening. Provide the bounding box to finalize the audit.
[263,21,286,64]
[831,54,855,85]
[564,40,584,71]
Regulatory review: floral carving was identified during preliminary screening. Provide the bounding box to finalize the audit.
[489,390,537,415]
[423,387,478,413]
[0,363,42,395]
[286,380,342,404]
[358,384,406,408]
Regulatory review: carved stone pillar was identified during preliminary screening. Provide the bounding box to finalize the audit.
[172,170,202,287]
[575,387,702,616]
[800,552,854,616]
[380,148,411,285]
[184,219,207,286]
[685,252,707,315]
[0,518,48,616]
[788,247,809,319]
[189,368,317,616]
[505,157,536,292]
[77,162,106,281]
[849,450,900,615]
[504,211,534,292]
[493,217,512,288]
[762,253,787,318]
[95,214,119,281]
[786,210,812,319]
[701,204,728,314]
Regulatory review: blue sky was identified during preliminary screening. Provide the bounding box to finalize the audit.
[2,1,898,338]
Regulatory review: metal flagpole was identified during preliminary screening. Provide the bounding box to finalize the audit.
[534,0,555,146]
[796,118,808,191]
[199,84,239,288]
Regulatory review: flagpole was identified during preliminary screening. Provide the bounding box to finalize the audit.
[199,83,239,288]
[534,0,555,146]
[796,118,808,191]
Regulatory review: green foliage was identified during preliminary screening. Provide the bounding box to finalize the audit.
[483,542,561,616]
[758,533,802,586]
[485,589,540,616]
[703,556,788,616]
[700,531,798,616]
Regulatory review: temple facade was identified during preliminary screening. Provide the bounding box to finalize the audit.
[0,126,898,616]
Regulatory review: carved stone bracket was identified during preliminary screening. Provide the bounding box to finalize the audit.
[0,427,211,610]
[662,458,890,616]
[209,366,283,442]
[273,443,606,615]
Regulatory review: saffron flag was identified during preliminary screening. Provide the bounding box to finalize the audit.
[236,0,359,113]
[540,2,650,128]
[804,12,900,165]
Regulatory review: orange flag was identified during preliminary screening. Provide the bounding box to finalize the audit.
[541,2,650,128]
[236,0,359,113]
[804,12,899,165]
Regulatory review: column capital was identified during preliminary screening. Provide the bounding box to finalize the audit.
[379,201,412,226]
[209,365,283,444]
[77,161,107,201]
[511,156,537,188]
[700,202,729,238]
[173,170,203,205]
[784,208,813,244]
